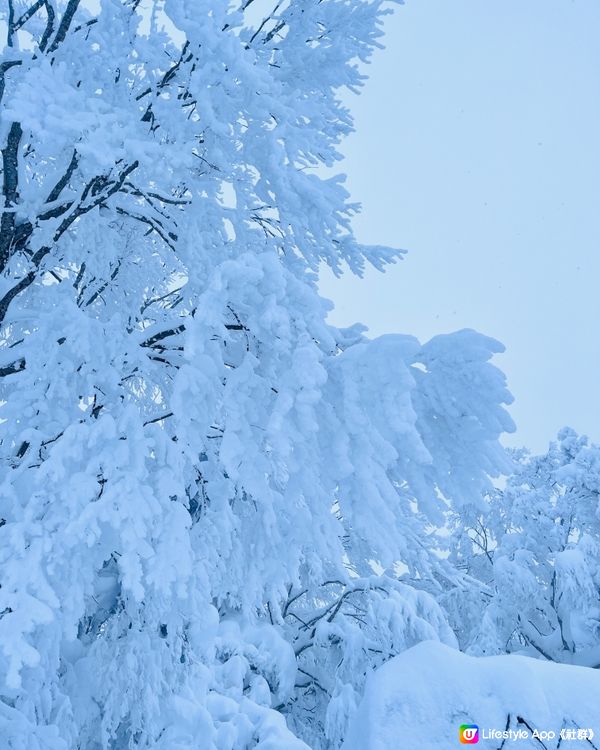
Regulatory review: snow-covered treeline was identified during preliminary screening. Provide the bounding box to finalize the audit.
[447,429,600,668]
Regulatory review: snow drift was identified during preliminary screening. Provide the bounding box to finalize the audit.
[342,641,600,750]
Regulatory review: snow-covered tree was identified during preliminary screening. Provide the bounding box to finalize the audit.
[0,1,514,747]
[452,429,600,667]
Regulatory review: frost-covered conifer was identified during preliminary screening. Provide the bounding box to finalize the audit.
[0,1,514,747]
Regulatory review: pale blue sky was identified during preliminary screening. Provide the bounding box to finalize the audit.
[320,0,600,452]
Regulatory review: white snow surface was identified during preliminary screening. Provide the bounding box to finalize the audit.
[342,641,600,750]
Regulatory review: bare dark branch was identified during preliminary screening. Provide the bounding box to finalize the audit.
[14,0,45,31]
[39,0,56,51]
[0,122,23,272]
[7,0,16,47]
[0,358,25,377]
[48,0,81,52]
[45,150,79,205]
[143,412,174,426]
[141,325,186,349]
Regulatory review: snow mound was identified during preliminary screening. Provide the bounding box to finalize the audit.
[342,641,600,750]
